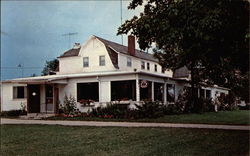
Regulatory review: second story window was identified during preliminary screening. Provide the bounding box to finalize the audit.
[83,57,89,67]
[154,64,157,72]
[147,62,150,70]
[127,57,132,67]
[99,55,105,66]
[141,61,145,70]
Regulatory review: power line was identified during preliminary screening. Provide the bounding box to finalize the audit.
[2,67,43,69]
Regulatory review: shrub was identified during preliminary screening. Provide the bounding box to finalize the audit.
[59,95,79,115]
[135,101,166,118]
[20,102,27,111]
[238,105,250,110]
[164,104,183,115]
[217,93,238,111]
[90,101,167,119]
[0,110,27,117]
[176,89,214,113]
[90,102,128,118]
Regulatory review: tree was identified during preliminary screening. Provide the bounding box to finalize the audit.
[118,0,249,103]
[30,73,37,77]
[41,59,59,76]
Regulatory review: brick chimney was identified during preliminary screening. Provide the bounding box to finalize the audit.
[73,43,81,49]
[128,35,135,56]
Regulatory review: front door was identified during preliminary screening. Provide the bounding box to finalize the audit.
[45,84,53,112]
[28,85,40,113]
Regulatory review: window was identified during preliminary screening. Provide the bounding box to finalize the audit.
[200,89,205,98]
[13,86,27,99]
[147,62,150,70]
[77,83,99,101]
[83,57,89,67]
[167,84,175,103]
[154,82,164,101]
[140,80,152,101]
[99,55,105,66]
[154,64,157,72]
[111,80,136,101]
[127,57,132,67]
[141,61,145,69]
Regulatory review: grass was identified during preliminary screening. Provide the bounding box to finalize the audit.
[1,124,249,156]
[45,110,250,125]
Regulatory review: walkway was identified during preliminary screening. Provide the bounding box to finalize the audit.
[1,118,249,131]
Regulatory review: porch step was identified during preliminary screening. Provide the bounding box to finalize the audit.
[20,113,55,120]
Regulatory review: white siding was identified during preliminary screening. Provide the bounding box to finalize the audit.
[118,53,173,77]
[1,83,27,111]
[58,37,116,75]
[99,81,111,102]
[79,38,116,72]
[59,56,83,74]
[58,36,173,77]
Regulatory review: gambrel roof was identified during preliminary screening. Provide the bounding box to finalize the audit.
[95,36,158,62]
[58,35,158,63]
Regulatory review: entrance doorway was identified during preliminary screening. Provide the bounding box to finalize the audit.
[28,85,40,113]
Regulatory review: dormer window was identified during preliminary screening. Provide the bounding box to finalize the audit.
[83,57,89,67]
[147,62,150,70]
[99,55,105,66]
[141,61,145,70]
[127,57,132,67]
[154,64,157,72]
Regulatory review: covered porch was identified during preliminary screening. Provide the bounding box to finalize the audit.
[92,72,183,105]
[12,77,67,115]
[26,83,60,114]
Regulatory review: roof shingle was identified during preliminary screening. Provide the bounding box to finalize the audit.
[58,48,80,58]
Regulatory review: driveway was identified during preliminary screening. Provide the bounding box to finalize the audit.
[1,118,249,130]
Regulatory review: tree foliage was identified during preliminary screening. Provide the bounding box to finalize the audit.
[41,59,59,76]
[118,0,249,101]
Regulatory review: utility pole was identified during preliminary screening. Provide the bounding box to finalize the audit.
[18,63,24,78]
[62,32,78,49]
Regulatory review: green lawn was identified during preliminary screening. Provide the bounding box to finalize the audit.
[1,125,249,156]
[46,110,250,125]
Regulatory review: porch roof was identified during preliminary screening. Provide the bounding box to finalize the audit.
[1,71,229,90]
[2,71,180,84]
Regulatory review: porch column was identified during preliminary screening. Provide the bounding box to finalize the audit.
[99,80,111,102]
[136,74,140,102]
[163,83,167,104]
[151,82,154,101]
[53,84,59,114]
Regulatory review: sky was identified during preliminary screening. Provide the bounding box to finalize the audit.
[1,0,143,80]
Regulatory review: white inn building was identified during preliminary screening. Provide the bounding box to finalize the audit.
[1,35,229,114]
